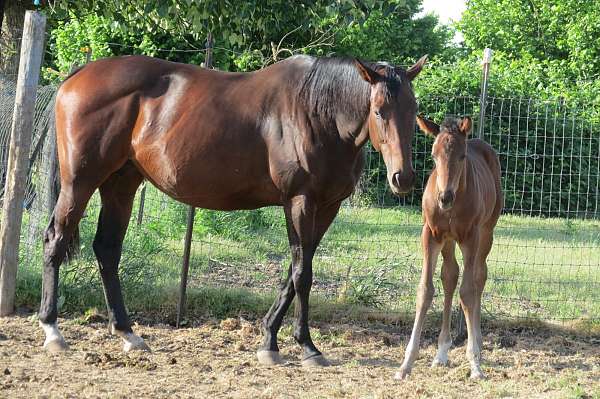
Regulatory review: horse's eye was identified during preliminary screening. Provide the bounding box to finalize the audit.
[374,110,382,119]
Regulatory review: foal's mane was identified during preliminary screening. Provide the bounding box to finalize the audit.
[297,57,401,128]
[440,117,463,134]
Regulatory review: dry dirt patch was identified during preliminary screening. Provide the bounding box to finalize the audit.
[0,313,598,398]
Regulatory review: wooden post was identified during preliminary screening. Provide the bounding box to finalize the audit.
[176,32,213,327]
[0,11,46,316]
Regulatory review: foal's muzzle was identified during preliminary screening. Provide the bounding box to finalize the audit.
[438,190,455,210]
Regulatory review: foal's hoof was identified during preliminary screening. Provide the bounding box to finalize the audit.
[121,333,151,352]
[256,350,284,366]
[470,368,486,380]
[43,337,69,353]
[301,354,330,368]
[394,367,411,380]
[431,356,449,368]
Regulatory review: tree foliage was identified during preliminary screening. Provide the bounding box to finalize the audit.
[459,0,600,80]
[45,0,450,73]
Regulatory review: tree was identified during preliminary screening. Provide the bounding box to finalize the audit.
[1,0,33,78]
[45,0,452,73]
[459,0,600,80]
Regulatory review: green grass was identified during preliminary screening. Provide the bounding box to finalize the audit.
[15,184,600,326]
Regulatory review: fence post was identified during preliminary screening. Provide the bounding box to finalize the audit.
[477,48,493,139]
[176,32,213,327]
[0,11,46,316]
[454,47,494,342]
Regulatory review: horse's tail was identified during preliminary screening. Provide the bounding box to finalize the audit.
[65,225,80,262]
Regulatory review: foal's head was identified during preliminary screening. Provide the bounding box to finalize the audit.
[354,55,428,195]
[416,116,473,210]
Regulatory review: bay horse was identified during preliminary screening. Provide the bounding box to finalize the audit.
[38,54,428,367]
[396,116,502,379]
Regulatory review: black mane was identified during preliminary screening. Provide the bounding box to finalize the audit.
[297,57,401,128]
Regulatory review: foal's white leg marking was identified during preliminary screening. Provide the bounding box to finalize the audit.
[395,330,420,380]
[40,321,69,352]
[112,326,150,352]
[467,334,485,379]
[432,338,452,367]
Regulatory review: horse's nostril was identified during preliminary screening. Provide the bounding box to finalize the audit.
[439,191,455,205]
[393,173,401,188]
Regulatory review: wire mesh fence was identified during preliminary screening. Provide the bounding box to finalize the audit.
[1,41,598,325]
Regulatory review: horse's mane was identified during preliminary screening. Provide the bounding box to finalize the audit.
[440,117,463,133]
[297,57,399,128]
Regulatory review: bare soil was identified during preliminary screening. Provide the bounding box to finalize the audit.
[1,312,599,398]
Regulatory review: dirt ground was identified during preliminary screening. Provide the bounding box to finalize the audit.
[1,312,599,399]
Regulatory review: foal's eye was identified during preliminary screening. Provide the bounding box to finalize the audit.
[374,110,382,119]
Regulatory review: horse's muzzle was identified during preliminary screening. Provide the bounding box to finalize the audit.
[391,170,416,195]
[438,190,455,210]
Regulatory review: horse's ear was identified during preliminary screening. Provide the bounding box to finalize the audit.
[406,54,428,81]
[416,115,439,137]
[459,116,473,136]
[354,59,381,84]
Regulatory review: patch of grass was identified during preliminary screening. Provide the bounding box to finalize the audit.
[14,184,600,327]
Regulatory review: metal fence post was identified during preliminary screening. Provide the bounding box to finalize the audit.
[477,48,493,139]
[454,48,493,343]
[0,11,46,316]
[176,32,213,327]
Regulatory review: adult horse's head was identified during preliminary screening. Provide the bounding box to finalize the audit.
[355,55,428,195]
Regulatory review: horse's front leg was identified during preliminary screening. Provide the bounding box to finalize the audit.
[286,193,331,367]
[257,200,341,366]
[396,224,443,379]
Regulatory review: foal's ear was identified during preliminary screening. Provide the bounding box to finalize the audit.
[355,59,382,84]
[416,115,440,137]
[459,116,473,136]
[406,54,428,81]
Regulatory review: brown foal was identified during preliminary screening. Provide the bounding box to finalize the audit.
[396,116,502,380]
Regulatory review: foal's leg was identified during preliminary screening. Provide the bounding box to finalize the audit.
[94,163,146,352]
[458,228,488,379]
[432,240,459,367]
[396,225,442,379]
[257,201,340,366]
[39,184,95,351]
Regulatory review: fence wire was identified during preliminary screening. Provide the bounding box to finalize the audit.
[1,45,598,326]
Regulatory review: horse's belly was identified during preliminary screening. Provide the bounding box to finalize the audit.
[132,150,281,210]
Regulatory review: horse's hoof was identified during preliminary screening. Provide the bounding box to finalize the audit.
[122,334,151,352]
[394,367,411,380]
[431,357,449,368]
[256,350,284,366]
[43,337,69,353]
[301,354,330,368]
[470,369,486,380]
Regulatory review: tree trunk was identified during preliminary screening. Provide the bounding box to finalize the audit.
[1,0,29,79]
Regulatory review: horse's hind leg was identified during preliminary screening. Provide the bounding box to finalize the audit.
[459,228,491,379]
[432,240,459,367]
[39,184,96,351]
[93,162,146,352]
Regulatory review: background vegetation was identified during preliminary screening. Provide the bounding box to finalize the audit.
[0,0,597,324]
